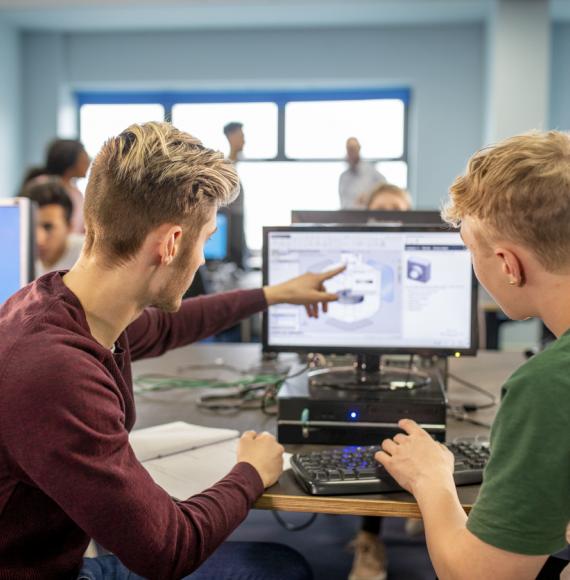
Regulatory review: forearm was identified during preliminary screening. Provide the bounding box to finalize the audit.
[128,289,267,360]
[414,478,470,580]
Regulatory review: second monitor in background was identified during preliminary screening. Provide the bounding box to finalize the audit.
[204,210,229,262]
[203,208,246,268]
[291,209,443,226]
[0,198,35,305]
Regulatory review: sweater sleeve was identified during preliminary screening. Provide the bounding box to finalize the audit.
[127,289,267,361]
[1,345,265,579]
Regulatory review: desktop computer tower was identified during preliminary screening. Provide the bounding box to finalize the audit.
[277,366,447,445]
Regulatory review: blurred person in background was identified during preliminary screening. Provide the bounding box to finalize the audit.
[339,137,386,209]
[223,122,247,268]
[45,138,91,233]
[20,177,84,276]
[19,165,48,192]
[366,183,412,212]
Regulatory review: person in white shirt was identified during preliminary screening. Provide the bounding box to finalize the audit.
[338,137,386,209]
[20,177,84,276]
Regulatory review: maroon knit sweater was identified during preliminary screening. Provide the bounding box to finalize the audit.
[0,272,267,579]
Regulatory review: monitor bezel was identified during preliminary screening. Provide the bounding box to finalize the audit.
[291,209,444,226]
[262,224,479,357]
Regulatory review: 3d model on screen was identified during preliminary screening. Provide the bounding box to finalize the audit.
[336,289,365,305]
[315,254,381,324]
[407,257,432,283]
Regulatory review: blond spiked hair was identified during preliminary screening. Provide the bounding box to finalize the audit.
[83,122,239,264]
[443,131,570,272]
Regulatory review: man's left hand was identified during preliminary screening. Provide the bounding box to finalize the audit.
[375,418,455,495]
[263,265,345,318]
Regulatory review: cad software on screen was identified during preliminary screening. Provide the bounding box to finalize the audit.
[266,230,473,350]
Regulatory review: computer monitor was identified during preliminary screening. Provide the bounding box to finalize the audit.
[204,210,229,261]
[291,209,443,226]
[263,225,477,357]
[0,198,35,304]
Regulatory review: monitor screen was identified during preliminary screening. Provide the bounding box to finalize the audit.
[263,225,477,356]
[291,209,443,226]
[0,198,34,304]
[204,211,229,261]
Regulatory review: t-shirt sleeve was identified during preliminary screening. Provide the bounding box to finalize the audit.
[1,346,264,579]
[467,354,570,555]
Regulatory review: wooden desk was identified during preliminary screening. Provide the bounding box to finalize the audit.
[133,344,525,518]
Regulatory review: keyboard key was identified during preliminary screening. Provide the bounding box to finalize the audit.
[356,468,378,479]
[339,469,357,479]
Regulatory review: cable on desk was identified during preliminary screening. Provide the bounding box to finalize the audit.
[447,371,497,412]
[272,511,318,532]
[135,362,310,414]
[446,407,492,429]
[260,363,310,416]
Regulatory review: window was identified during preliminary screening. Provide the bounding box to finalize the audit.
[285,99,405,159]
[78,89,409,251]
[79,103,165,159]
[172,103,278,158]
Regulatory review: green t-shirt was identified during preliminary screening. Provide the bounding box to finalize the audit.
[467,331,570,555]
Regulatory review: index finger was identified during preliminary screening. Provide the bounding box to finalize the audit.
[398,418,422,435]
[314,292,341,303]
[318,264,346,281]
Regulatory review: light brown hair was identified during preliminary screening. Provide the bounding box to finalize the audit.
[367,183,412,209]
[83,122,239,264]
[443,131,570,272]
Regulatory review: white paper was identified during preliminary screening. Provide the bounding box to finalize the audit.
[129,421,291,499]
[129,421,239,463]
[139,439,293,500]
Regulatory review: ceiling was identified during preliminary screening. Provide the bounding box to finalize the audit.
[1,0,569,33]
[0,0,492,32]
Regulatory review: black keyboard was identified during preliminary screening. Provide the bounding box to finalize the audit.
[290,441,490,495]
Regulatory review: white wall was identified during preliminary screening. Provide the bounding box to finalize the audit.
[21,24,485,209]
[485,0,550,143]
[0,21,21,197]
[550,23,570,130]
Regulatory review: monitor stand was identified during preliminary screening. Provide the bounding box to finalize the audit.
[308,354,430,391]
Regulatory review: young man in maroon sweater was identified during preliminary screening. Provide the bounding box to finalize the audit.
[0,122,343,579]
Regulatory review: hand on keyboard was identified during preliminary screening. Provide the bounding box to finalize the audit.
[376,419,455,494]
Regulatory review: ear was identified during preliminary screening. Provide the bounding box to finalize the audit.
[159,225,183,266]
[495,246,525,286]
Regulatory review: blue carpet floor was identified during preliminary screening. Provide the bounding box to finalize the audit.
[228,511,435,580]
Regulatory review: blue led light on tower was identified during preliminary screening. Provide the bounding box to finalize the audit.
[348,410,360,421]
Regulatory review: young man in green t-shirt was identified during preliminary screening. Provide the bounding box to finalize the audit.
[375,131,570,579]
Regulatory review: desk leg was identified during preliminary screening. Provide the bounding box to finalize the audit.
[485,312,500,351]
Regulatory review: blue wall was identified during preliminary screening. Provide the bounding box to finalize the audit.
[21,24,485,209]
[0,22,21,197]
